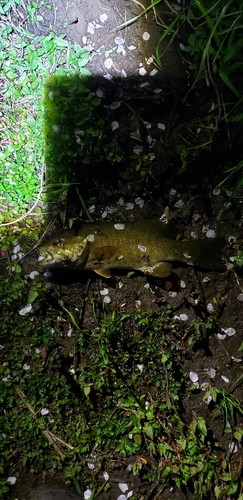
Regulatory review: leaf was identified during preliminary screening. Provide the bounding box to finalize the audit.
[28,288,39,303]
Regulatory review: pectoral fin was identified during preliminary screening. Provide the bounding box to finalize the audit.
[94,268,112,278]
[144,262,173,278]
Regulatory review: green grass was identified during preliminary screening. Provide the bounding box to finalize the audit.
[0,3,92,226]
[1,268,243,499]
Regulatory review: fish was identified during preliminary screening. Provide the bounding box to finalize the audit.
[37,220,225,278]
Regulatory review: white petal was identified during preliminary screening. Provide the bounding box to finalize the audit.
[125,202,134,210]
[87,234,95,242]
[19,304,32,316]
[29,271,39,279]
[228,442,238,454]
[213,188,220,196]
[88,463,95,469]
[138,244,147,253]
[207,368,216,379]
[224,327,236,336]
[111,121,119,131]
[221,375,229,383]
[41,408,49,415]
[84,489,92,500]
[104,58,113,69]
[174,199,184,208]
[206,229,216,238]
[137,364,143,372]
[115,37,124,45]
[189,371,199,383]
[150,68,158,76]
[100,288,109,296]
[103,471,109,481]
[7,477,17,485]
[139,67,147,76]
[100,13,108,22]
[142,32,150,40]
[180,314,188,321]
[114,223,125,230]
[22,364,30,371]
[119,483,129,493]
[217,333,226,340]
[157,123,166,130]
[128,45,136,50]
[103,296,111,304]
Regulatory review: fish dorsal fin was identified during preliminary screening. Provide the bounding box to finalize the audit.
[94,268,112,278]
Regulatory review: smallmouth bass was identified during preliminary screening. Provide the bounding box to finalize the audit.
[38,220,225,278]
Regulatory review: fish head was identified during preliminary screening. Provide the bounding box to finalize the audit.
[37,231,90,268]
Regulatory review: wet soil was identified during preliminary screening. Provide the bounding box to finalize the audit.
[4,0,243,499]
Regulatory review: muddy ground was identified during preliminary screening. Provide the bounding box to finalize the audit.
[4,0,243,499]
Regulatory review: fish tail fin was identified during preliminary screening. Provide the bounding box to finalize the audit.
[184,238,225,271]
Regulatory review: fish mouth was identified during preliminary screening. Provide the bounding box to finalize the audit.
[37,250,58,267]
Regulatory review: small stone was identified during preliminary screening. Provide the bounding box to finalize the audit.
[117,255,124,260]
[139,67,147,76]
[237,293,243,302]
[180,280,186,289]
[150,68,158,76]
